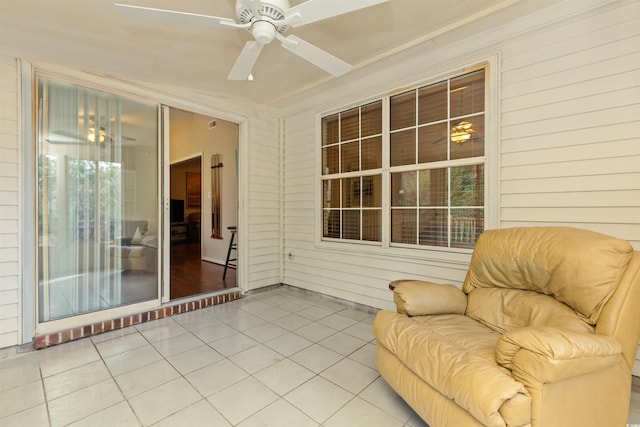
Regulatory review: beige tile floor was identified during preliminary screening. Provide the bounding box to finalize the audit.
[0,286,639,427]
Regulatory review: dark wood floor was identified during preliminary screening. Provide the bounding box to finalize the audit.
[170,241,237,300]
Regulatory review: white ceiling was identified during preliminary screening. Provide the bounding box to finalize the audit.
[0,0,564,107]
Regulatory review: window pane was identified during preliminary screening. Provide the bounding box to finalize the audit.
[341,108,359,141]
[418,123,447,163]
[451,208,484,248]
[450,70,484,118]
[362,175,381,208]
[323,210,340,238]
[418,209,448,247]
[362,210,381,242]
[391,209,416,244]
[323,179,341,209]
[361,136,381,170]
[419,168,448,207]
[391,171,417,207]
[342,210,360,240]
[390,129,416,166]
[322,145,339,175]
[361,101,382,137]
[451,165,484,206]
[341,140,359,173]
[322,114,339,145]
[390,91,415,130]
[450,115,484,160]
[418,81,447,124]
[38,155,58,245]
[342,177,360,208]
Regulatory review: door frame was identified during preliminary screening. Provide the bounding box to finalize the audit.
[161,106,244,303]
[20,62,248,345]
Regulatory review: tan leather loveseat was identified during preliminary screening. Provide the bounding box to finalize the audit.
[373,227,640,427]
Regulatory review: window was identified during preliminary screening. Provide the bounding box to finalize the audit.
[321,68,486,249]
[321,101,383,242]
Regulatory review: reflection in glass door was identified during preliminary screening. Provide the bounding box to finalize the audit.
[36,76,160,322]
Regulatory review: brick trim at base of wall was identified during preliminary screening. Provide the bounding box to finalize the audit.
[34,290,242,349]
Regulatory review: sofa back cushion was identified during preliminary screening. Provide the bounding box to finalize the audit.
[466,288,594,334]
[462,227,632,326]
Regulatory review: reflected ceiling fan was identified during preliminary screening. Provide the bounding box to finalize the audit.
[47,129,137,145]
[115,0,390,80]
[48,115,137,145]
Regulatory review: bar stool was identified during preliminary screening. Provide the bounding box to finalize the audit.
[223,226,237,280]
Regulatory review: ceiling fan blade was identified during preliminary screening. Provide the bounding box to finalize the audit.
[280,35,351,77]
[115,3,243,29]
[51,129,81,139]
[228,41,264,80]
[283,0,390,28]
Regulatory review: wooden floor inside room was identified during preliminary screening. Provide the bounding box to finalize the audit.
[170,241,236,300]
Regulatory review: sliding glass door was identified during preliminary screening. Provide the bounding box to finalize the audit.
[36,76,160,323]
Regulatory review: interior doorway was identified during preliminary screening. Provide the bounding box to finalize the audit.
[167,108,238,300]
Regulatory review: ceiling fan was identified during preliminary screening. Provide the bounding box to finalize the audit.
[115,0,390,80]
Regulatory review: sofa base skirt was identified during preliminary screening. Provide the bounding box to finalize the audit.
[376,344,490,427]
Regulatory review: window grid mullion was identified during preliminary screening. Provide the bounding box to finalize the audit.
[359,108,363,241]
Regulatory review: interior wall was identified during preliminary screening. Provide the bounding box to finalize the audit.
[279,0,640,313]
[170,157,201,221]
[170,111,238,264]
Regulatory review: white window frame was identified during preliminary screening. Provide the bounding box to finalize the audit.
[315,57,500,263]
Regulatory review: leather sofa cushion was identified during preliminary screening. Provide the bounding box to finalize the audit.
[463,226,633,325]
[373,311,530,427]
[466,288,594,335]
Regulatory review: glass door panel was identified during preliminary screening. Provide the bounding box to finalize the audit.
[37,76,160,322]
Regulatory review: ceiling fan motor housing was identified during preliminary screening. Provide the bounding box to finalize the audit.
[235,0,291,36]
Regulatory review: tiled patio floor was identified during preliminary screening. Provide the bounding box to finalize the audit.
[1,285,639,426]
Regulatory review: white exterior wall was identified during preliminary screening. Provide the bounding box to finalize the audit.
[244,114,282,290]
[499,1,640,245]
[280,0,640,370]
[0,56,20,348]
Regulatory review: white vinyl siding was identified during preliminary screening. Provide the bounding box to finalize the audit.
[246,113,281,290]
[0,56,20,348]
[499,0,640,247]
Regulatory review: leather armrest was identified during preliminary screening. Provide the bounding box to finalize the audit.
[496,326,623,384]
[392,280,467,316]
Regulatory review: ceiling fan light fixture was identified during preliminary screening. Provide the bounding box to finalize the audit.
[451,121,474,144]
[88,127,106,143]
[251,20,276,44]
